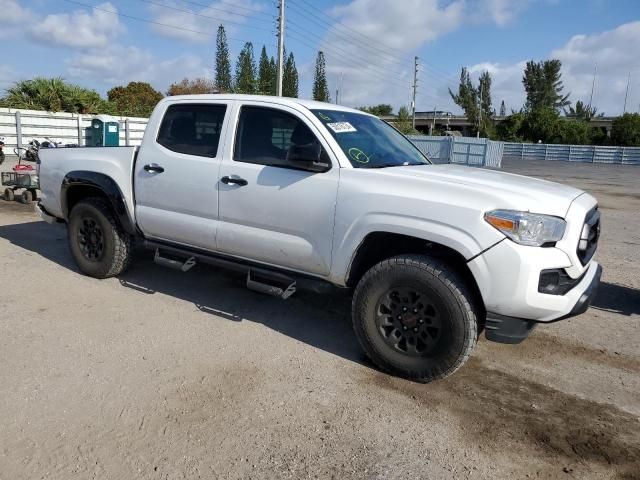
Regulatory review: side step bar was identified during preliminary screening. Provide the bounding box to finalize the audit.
[147,241,296,300]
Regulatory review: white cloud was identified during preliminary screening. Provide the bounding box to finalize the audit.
[0,0,31,39]
[468,61,528,114]
[147,0,266,42]
[29,2,124,49]
[318,0,465,108]
[313,0,538,109]
[2,0,29,23]
[468,21,640,116]
[481,0,530,27]
[67,45,208,93]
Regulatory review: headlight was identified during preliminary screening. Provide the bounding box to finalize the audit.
[484,210,566,246]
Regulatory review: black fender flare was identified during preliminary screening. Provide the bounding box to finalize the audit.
[61,171,137,235]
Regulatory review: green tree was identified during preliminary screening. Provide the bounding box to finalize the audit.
[611,113,640,146]
[521,106,562,143]
[312,51,330,102]
[283,52,299,98]
[393,106,419,135]
[234,42,257,94]
[499,100,506,117]
[0,77,107,113]
[449,67,479,134]
[564,100,602,119]
[107,82,163,117]
[554,119,591,145]
[257,45,272,95]
[214,25,232,93]
[522,59,570,112]
[495,111,526,142]
[358,104,393,116]
[478,70,493,137]
[269,56,277,95]
[167,78,217,96]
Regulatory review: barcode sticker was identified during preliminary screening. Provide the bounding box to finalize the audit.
[327,122,357,133]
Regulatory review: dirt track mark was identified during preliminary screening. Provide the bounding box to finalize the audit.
[364,358,640,478]
[519,332,640,374]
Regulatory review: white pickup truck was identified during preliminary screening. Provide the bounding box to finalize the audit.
[37,94,601,382]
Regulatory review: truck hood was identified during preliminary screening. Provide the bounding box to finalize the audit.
[378,163,584,217]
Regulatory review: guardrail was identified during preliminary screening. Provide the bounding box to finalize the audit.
[408,135,503,167]
[503,142,640,165]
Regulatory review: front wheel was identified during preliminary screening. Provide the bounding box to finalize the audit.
[352,255,478,383]
[68,197,133,278]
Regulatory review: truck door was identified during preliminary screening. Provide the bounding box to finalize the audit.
[134,102,229,250]
[217,103,339,276]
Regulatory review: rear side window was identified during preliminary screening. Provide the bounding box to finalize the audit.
[157,104,226,157]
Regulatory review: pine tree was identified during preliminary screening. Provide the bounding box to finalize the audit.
[449,67,478,132]
[214,25,232,93]
[499,100,506,116]
[283,52,299,98]
[522,59,570,112]
[269,56,277,95]
[235,42,256,94]
[258,45,272,95]
[312,51,330,102]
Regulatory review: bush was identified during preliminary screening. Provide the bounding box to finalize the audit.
[611,113,640,146]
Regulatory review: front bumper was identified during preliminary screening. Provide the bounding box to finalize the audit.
[484,264,602,344]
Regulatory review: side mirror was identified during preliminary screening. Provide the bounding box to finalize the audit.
[286,142,330,172]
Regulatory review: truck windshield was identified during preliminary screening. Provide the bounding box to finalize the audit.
[311,109,430,168]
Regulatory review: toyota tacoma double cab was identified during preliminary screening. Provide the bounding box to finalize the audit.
[36,95,602,383]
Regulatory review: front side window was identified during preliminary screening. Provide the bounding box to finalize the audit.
[311,109,430,168]
[234,106,327,168]
[157,104,227,157]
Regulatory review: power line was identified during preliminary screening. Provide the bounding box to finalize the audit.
[173,0,274,19]
[61,0,276,47]
[134,0,275,33]
[289,0,456,83]
[286,31,412,91]
[286,22,411,85]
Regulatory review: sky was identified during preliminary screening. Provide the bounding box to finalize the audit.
[2,0,640,116]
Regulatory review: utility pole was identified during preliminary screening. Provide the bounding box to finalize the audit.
[431,106,436,135]
[477,81,483,138]
[623,71,631,113]
[588,63,597,118]
[276,0,285,97]
[412,56,418,130]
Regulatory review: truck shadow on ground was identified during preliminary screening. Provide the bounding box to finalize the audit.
[590,281,640,316]
[0,219,363,365]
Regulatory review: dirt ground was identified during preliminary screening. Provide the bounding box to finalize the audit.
[0,159,638,480]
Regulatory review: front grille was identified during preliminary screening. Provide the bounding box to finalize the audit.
[577,207,600,265]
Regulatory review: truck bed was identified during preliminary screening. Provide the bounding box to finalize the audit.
[38,146,138,220]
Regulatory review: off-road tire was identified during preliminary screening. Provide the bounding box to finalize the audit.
[4,188,14,201]
[68,197,132,278]
[21,190,33,204]
[352,255,478,383]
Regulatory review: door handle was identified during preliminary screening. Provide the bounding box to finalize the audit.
[144,163,164,173]
[221,176,248,186]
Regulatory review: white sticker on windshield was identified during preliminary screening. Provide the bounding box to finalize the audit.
[326,122,357,133]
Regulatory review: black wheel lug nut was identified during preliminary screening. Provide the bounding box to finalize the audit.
[414,328,418,332]
[413,308,418,313]
[403,326,407,330]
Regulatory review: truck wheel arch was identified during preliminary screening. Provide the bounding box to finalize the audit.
[345,232,485,320]
[61,171,137,235]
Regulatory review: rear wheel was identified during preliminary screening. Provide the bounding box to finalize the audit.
[4,188,14,201]
[21,190,33,204]
[352,255,478,383]
[68,197,132,278]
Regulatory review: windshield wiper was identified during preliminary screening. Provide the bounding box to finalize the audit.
[365,162,421,169]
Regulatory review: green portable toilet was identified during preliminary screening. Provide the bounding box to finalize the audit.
[89,115,120,146]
